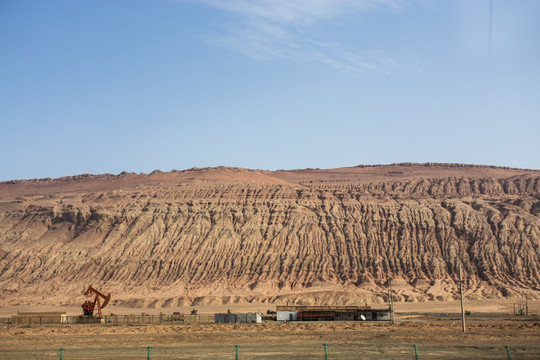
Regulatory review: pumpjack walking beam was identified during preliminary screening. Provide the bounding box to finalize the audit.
[84,285,111,318]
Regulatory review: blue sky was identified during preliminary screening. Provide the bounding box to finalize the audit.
[1,0,539,180]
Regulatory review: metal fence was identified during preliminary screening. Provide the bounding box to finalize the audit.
[0,314,215,327]
[1,316,62,326]
[77,314,214,325]
[2,344,539,359]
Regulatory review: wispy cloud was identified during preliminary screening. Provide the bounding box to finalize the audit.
[200,0,405,24]
[196,0,413,74]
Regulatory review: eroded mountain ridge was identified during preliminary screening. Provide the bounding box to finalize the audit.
[0,164,538,307]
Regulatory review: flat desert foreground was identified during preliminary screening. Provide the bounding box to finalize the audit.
[1,301,539,359]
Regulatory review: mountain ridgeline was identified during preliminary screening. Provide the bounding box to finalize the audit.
[0,164,538,307]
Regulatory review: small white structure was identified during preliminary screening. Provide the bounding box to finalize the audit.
[277,311,298,321]
[215,312,262,323]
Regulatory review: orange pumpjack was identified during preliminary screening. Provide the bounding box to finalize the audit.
[82,285,111,318]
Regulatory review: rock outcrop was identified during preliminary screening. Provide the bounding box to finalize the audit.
[0,164,538,306]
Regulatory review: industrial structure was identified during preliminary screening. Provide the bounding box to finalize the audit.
[276,305,390,322]
[81,285,111,318]
[215,312,262,323]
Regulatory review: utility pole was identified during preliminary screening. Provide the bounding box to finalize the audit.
[388,279,395,324]
[459,264,466,333]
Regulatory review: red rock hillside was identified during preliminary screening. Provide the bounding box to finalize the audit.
[0,163,538,307]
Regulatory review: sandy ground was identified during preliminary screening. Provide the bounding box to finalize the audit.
[1,301,539,359]
[1,299,537,317]
[1,318,539,359]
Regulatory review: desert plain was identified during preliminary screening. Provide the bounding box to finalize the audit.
[1,300,539,359]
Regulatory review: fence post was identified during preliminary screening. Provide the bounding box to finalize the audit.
[506,345,511,360]
[59,348,64,360]
[235,344,239,360]
[147,346,152,360]
[324,343,328,360]
[414,344,418,360]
